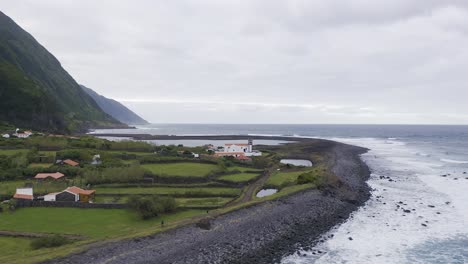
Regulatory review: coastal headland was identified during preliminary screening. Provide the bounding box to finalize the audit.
[45,135,371,264]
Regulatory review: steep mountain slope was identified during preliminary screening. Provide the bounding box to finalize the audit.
[81,85,148,125]
[0,11,124,133]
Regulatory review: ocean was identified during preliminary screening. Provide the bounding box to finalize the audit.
[91,124,468,264]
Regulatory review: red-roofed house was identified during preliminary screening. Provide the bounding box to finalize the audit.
[13,188,33,200]
[34,172,65,180]
[66,186,96,203]
[63,159,79,167]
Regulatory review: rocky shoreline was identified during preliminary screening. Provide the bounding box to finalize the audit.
[44,139,371,264]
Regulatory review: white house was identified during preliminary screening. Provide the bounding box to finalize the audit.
[2,134,9,138]
[13,129,32,138]
[215,139,262,157]
[13,187,33,200]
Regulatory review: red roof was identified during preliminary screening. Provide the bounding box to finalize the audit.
[66,186,95,195]
[34,172,65,179]
[13,194,33,200]
[63,159,79,166]
[236,155,252,161]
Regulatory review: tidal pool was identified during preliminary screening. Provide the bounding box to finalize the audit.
[256,189,278,198]
[280,159,313,167]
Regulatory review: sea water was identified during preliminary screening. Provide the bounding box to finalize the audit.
[92,124,468,263]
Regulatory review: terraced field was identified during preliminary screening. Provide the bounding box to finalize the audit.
[142,163,218,177]
[218,173,260,183]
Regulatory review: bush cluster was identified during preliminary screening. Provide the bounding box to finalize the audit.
[127,195,177,219]
[30,235,71,250]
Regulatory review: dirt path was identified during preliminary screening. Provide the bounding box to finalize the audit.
[225,167,275,207]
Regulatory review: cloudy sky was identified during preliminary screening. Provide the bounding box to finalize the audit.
[3,1,468,124]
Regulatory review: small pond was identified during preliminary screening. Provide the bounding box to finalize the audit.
[256,189,278,198]
[280,159,313,167]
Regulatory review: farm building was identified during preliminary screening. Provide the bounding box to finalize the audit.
[54,190,79,202]
[44,186,95,203]
[34,172,65,180]
[66,186,96,203]
[13,187,33,200]
[63,159,79,166]
[215,139,262,158]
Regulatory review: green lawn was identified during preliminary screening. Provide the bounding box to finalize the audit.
[142,163,218,177]
[0,180,69,196]
[266,170,310,187]
[94,187,240,196]
[0,208,206,264]
[94,196,232,208]
[0,237,33,263]
[218,173,260,183]
[0,208,204,239]
[28,163,53,168]
[176,197,232,207]
[0,149,56,156]
[227,166,262,173]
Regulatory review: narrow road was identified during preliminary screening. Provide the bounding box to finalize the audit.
[225,166,276,207]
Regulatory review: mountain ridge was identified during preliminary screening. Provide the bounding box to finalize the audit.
[81,85,149,125]
[0,11,125,133]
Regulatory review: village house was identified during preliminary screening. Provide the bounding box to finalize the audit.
[2,134,10,138]
[34,172,65,180]
[13,129,32,138]
[63,159,79,167]
[44,186,95,203]
[13,187,34,200]
[215,139,262,158]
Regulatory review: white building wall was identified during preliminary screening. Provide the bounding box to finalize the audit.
[44,194,56,201]
[16,188,33,196]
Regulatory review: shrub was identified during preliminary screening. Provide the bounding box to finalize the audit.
[127,195,176,219]
[30,235,71,250]
[297,171,324,185]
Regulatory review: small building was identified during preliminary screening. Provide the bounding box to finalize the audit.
[91,154,101,165]
[215,139,262,158]
[55,190,79,202]
[66,186,96,203]
[13,187,33,200]
[13,129,32,138]
[44,192,59,202]
[34,172,65,180]
[63,159,79,167]
[2,134,10,138]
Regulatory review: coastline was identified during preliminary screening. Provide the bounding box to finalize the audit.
[44,138,371,264]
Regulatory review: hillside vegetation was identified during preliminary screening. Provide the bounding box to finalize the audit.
[0,11,123,133]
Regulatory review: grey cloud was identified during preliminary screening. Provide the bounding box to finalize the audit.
[2,0,468,124]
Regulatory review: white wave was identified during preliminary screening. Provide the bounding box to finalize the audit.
[440,158,468,164]
[282,137,468,264]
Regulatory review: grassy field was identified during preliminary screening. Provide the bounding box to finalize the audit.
[176,197,232,207]
[0,237,33,263]
[227,166,262,173]
[94,196,232,208]
[218,173,260,183]
[0,180,69,196]
[0,208,206,264]
[28,163,53,168]
[0,208,204,239]
[94,186,241,196]
[142,163,218,177]
[266,170,310,187]
[0,149,56,156]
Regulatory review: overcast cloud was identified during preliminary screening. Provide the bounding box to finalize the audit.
[2,0,468,124]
